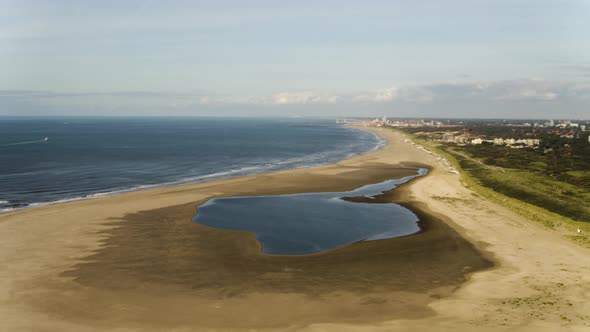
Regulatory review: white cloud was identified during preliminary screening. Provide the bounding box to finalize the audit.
[194,80,575,106]
[495,89,558,101]
[353,87,398,103]
[197,92,342,105]
[484,79,562,101]
[2,79,588,116]
[270,92,341,105]
[197,95,265,105]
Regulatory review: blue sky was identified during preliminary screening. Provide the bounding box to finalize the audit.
[1,0,589,118]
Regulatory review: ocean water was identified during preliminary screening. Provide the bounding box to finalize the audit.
[194,169,427,255]
[0,117,382,212]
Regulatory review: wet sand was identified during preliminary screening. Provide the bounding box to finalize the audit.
[1,126,588,331]
[51,169,490,329]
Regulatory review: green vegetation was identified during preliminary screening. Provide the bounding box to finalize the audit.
[396,129,590,246]
[460,140,590,191]
[450,147,590,223]
[565,170,590,178]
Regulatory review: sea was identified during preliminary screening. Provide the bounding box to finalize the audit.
[0,117,383,213]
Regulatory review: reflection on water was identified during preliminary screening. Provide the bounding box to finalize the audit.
[194,168,428,255]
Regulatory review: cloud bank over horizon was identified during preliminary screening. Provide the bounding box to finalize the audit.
[1,79,589,119]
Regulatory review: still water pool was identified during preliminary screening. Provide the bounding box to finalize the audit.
[194,168,427,255]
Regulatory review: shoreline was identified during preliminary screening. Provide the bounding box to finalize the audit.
[0,124,385,215]
[1,126,589,331]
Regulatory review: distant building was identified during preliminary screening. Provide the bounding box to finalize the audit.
[513,139,540,147]
[454,136,468,144]
[471,138,483,145]
[442,133,455,142]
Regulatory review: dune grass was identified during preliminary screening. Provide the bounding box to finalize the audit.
[395,129,590,247]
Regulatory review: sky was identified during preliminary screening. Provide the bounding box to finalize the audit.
[0,0,589,118]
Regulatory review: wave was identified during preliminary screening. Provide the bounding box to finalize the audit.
[0,127,383,214]
[363,129,386,152]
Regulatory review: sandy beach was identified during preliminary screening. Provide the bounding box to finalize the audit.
[1,126,589,331]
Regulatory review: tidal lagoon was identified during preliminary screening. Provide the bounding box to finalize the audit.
[194,169,427,254]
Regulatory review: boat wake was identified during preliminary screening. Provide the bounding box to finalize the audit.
[1,137,48,146]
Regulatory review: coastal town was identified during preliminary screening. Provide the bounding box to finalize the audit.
[363,116,590,148]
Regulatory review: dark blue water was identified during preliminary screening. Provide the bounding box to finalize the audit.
[194,169,427,255]
[0,117,382,212]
